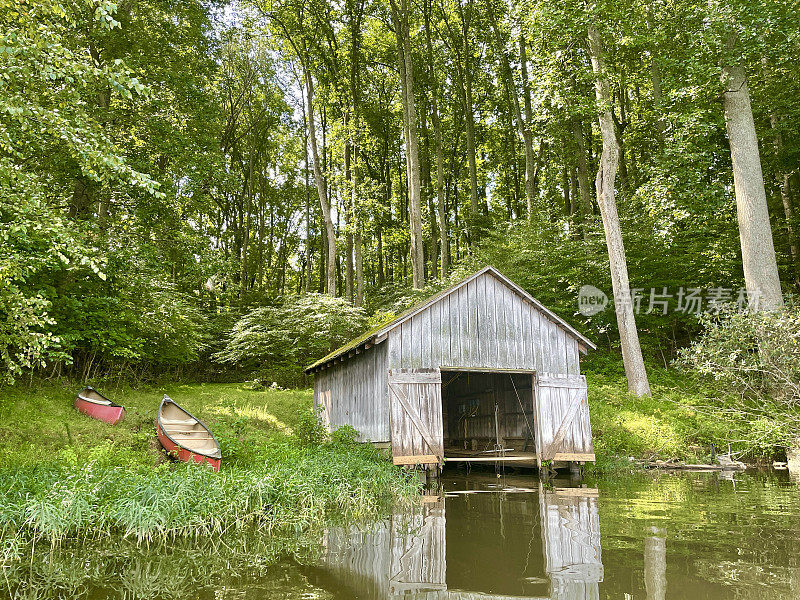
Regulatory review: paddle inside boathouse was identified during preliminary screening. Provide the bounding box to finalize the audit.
[304,266,597,470]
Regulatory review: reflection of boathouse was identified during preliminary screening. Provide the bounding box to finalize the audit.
[318,483,603,600]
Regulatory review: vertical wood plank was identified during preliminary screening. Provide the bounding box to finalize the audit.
[450,288,461,366]
[430,298,441,366]
[507,285,520,369]
[539,318,551,374]
[476,272,488,367]
[494,277,508,368]
[387,330,400,370]
[459,283,471,366]
[566,339,579,375]
[486,276,498,366]
[549,318,560,374]
[401,320,412,368]
[523,302,533,370]
[555,328,567,373]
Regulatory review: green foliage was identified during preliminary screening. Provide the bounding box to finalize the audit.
[679,302,800,402]
[330,424,360,447]
[0,382,418,551]
[678,301,800,449]
[0,0,217,382]
[585,360,771,464]
[294,406,328,446]
[213,294,370,384]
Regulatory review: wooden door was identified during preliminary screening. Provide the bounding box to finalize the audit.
[388,369,444,466]
[535,374,595,462]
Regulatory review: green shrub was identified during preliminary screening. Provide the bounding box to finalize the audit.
[213,294,370,385]
[678,301,800,449]
[294,407,328,446]
[330,425,360,447]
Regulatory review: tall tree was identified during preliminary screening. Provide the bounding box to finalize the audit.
[390,0,425,288]
[424,0,449,276]
[305,70,337,295]
[722,39,783,310]
[588,23,651,397]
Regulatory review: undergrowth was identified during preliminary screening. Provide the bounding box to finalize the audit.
[585,356,781,471]
[0,439,418,559]
[0,382,420,561]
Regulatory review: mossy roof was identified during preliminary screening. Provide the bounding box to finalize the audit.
[304,265,595,373]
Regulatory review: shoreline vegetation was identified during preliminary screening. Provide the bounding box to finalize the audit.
[0,360,785,560]
[0,383,420,562]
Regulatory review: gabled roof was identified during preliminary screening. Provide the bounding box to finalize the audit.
[304,266,596,374]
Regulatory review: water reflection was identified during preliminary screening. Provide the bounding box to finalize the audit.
[318,471,800,600]
[318,476,604,600]
[7,472,800,599]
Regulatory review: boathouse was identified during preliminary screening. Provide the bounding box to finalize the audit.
[304,266,597,469]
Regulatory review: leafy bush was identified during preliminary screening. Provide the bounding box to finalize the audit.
[213,294,370,385]
[678,301,800,450]
[330,424,360,447]
[294,407,328,446]
[679,302,800,403]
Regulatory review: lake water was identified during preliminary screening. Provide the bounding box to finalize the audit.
[7,470,800,599]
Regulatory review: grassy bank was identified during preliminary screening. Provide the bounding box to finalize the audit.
[0,382,419,558]
[586,360,777,471]
[0,363,777,554]
[0,382,313,467]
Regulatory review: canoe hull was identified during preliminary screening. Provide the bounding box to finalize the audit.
[74,395,125,425]
[155,405,221,471]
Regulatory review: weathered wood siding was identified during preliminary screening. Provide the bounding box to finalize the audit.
[388,369,444,463]
[314,343,389,442]
[535,375,594,461]
[385,272,580,375]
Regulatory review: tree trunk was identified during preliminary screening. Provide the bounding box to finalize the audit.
[588,24,651,397]
[350,2,365,305]
[391,0,425,288]
[768,113,800,277]
[464,65,480,226]
[572,117,592,239]
[519,36,538,220]
[424,0,448,276]
[722,54,783,310]
[241,144,253,292]
[305,69,337,295]
[302,89,312,293]
[344,120,354,302]
[485,3,536,222]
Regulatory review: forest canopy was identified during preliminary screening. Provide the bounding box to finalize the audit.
[1,0,799,385]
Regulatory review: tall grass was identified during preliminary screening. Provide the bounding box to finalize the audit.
[0,382,421,562]
[0,438,420,555]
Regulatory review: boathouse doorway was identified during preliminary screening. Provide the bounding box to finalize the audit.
[440,369,539,466]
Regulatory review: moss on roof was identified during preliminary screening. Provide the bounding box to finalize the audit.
[304,319,390,372]
[303,276,461,372]
[304,266,595,373]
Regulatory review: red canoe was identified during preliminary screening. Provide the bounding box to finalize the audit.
[156,395,221,471]
[74,387,125,425]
